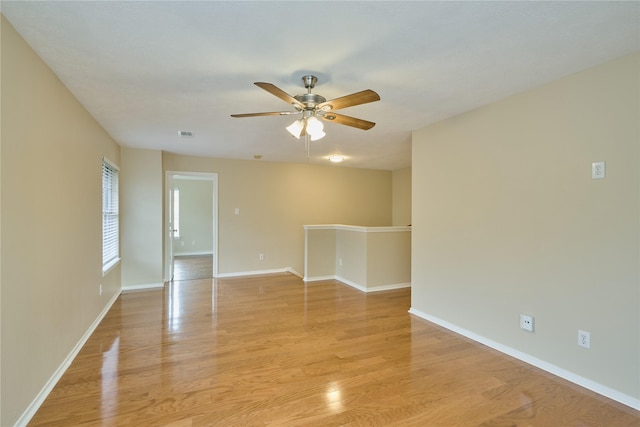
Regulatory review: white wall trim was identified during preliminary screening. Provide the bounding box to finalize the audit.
[165,171,219,282]
[304,276,410,293]
[102,257,121,277]
[121,282,164,293]
[285,267,303,278]
[304,274,366,291]
[304,275,336,282]
[335,276,367,292]
[173,251,214,257]
[408,307,640,411]
[366,282,411,292]
[216,268,291,278]
[216,268,301,279]
[15,290,122,427]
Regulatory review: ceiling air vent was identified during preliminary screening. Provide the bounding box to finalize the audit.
[178,131,193,137]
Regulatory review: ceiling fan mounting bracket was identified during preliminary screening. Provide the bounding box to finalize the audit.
[301,75,317,90]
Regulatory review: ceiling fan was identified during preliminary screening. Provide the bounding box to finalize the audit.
[231,75,380,141]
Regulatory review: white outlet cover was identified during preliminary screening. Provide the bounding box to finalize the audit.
[592,161,605,179]
[520,314,534,332]
[578,330,591,348]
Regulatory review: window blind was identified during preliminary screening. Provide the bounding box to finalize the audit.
[102,159,119,272]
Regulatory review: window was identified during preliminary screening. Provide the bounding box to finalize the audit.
[172,188,180,238]
[102,158,120,274]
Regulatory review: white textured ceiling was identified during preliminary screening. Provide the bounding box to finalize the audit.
[2,1,639,170]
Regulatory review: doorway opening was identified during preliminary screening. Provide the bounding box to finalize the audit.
[165,172,218,281]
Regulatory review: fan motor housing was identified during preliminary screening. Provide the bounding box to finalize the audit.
[294,93,326,109]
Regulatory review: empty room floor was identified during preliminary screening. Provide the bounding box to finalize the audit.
[173,255,213,281]
[29,274,639,426]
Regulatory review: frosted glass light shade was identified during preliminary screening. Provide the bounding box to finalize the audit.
[310,130,326,141]
[286,120,304,139]
[306,117,325,140]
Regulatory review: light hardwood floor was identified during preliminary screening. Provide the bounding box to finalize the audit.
[29,274,639,426]
[173,255,213,281]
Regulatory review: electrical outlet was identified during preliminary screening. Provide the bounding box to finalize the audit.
[99,284,103,296]
[592,161,605,179]
[578,330,591,349]
[338,258,343,266]
[259,253,264,261]
[520,314,534,332]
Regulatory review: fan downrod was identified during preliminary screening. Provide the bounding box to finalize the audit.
[295,75,325,108]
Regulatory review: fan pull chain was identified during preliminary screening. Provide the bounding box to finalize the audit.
[305,134,310,160]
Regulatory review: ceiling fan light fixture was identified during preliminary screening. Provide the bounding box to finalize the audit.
[309,129,326,141]
[306,116,323,132]
[306,116,325,141]
[233,75,379,147]
[286,119,305,139]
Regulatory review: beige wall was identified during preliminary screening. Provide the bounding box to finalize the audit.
[304,228,337,279]
[306,225,411,291]
[336,229,368,285]
[1,16,121,426]
[163,153,393,276]
[366,231,411,287]
[392,167,411,226]
[0,14,4,424]
[121,148,163,287]
[173,178,213,255]
[412,54,639,403]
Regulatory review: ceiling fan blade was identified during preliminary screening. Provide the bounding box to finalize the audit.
[317,89,380,111]
[231,111,300,118]
[321,112,376,130]
[254,82,305,109]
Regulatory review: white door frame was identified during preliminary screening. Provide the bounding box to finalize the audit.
[164,171,219,281]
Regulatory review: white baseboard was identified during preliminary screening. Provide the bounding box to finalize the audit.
[173,251,213,257]
[121,282,164,293]
[335,276,367,292]
[366,282,411,292]
[303,275,336,282]
[285,267,303,278]
[15,290,122,427]
[408,307,640,411]
[216,268,291,278]
[305,275,409,293]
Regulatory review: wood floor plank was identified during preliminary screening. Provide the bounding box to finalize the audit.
[28,274,640,426]
[173,255,213,281]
